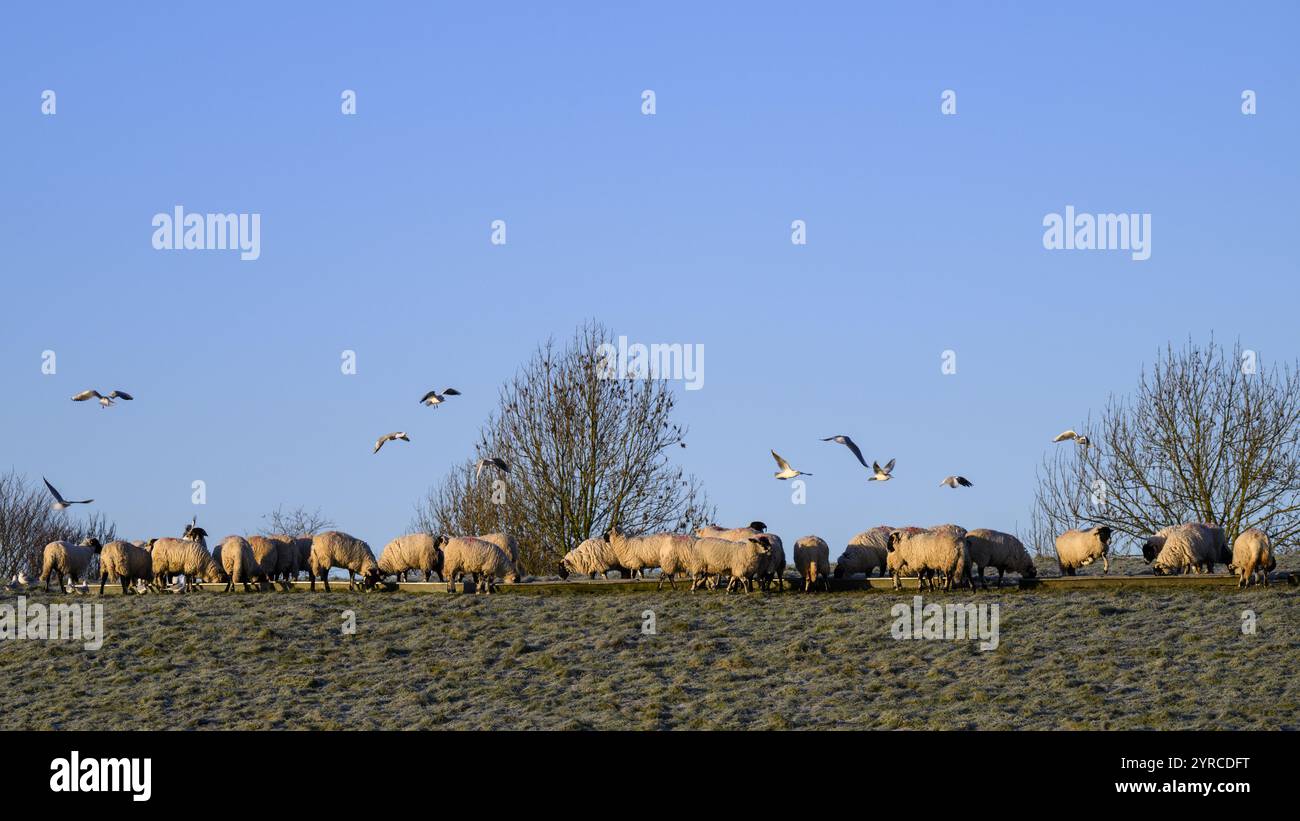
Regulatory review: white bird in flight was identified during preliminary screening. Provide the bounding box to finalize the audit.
[373,432,410,453]
[72,389,134,409]
[419,388,462,407]
[475,457,510,479]
[1052,429,1090,447]
[42,477,93,510]
[939,475,973,489]
[771,450,812,480]
[821,435,869,468]
[868,459,896,482]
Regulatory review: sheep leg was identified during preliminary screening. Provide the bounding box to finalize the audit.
[99,573,108,596]
[122,577,131,595]
[1101,555,1110,575]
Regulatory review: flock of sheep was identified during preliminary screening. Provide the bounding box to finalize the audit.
[19,516,1280,597]
[28,525,522,595]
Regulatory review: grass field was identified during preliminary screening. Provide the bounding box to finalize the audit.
[2,556,1296,730]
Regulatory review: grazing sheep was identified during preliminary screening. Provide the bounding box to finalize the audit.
[477,533,522,582]
[1143,523,1229,575]
[378,533,443,582]
[966,529,1037,587]
[308,531,381,592]
[1054,526,1113,576]
[150,529,217,591]
[557,538,630,580]
[246,536,282,590]
[98,540,152,595]
[655,534,701,590]
[1231,529,1275,588]
[834,526,893,578]
[263,535,299,584]
[886,528,969,591]
[695,523,784,591]
[217,536,263,593]
[793,535,831,592]
[691,536,771,593]
[40,538,103,593]
[439,536,515,594]
[604,526,674,580]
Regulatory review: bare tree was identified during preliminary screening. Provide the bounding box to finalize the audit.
[0,471,117,580]
[413,321,714,573]
[1030,339,1300,555]
[259,505,335,537]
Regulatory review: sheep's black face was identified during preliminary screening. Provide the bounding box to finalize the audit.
[1096,526,1112,545]
[749,521,767,533]
[556,562,570,579]
[1023,565,1038,579]
[832,565,844,579]
[1141,541,1158,563]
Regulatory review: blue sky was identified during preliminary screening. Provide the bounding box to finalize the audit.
[1,2,1296,558]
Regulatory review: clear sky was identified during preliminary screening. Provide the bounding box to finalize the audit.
[2,2,1296,558]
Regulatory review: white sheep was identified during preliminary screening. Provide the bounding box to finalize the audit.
[604,526,674,580]
[695,523,784,591]
[885,528,969,591]
[308,531,381,591]
[655,534,701,590]
[149,528,217,591]
[793,535,831,592]
[439,536,515,594]
[1143,523,1229,575]
[97,540,152,595]
[833,526,893,579]
[477,533,522,582]
[965,528,1037,587]
[40,538,103,593]
[378,533,443,582]
[1231,528,1275,588]
[690,536,771,593]
[217,535,262,592]
[1054,526,1113,576]
[245,536,282,589]
[557,538,627,579]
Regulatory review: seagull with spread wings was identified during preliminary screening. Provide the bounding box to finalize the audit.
[939,475,973,489]
[868,459,896,482]
[72,389,133,409]
[373,432,410,454]
[43,477,93,510]
[821,435,869,468]
[419,388,462,407]
[771,450,813,480]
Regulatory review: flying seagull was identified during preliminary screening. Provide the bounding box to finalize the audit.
[43,477,93,510]
[821,435,869,468]
[868,459,896,482]
[373,432,410,453]
[940,475,973,489]
[1052,429,1091,447]
[475,457,510,479]
[771,450,812,480]
[419,388,462,407]
[72,389,134,409]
